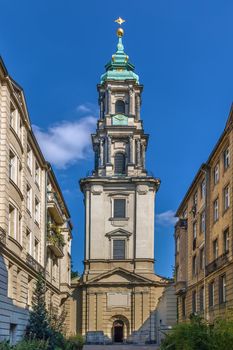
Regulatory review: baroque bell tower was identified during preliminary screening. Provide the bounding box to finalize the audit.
[78,19,171,344]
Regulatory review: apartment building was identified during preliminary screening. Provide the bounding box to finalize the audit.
[0,57,72,344]
[175,105,233,323]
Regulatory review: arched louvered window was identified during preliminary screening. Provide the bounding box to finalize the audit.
[115,100,125,114]
[114,153,126,175]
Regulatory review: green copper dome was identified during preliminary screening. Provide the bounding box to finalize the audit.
[100,33,139,84]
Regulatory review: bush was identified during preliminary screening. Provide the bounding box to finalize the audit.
[0,340,48,350]
[65,335,84,350]
[160,314,233,350]
[0,341,11,350]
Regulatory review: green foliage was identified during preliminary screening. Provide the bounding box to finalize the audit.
[160,314,233,350]
[0,340,48,350]
[26,272,51,341]
[64,335,84,350]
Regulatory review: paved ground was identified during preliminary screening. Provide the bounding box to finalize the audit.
[84,345,159,350]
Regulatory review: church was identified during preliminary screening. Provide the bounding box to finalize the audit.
[69,19,176,345]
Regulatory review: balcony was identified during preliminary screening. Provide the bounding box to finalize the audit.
[175,280,187,295]
[175,218,188,230]
[47,191,64,224]
[0,227,6,245]
[47,229,64,258]
[26,253,44,273]
[206,252,229,276]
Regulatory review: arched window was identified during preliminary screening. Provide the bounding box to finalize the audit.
[115,100,125,114]
[114,153,126,175]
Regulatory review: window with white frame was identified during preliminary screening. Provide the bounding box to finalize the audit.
[10,105,17,131]
[200,247,205,270]
[223,228,229,253]
[26,229,32,255]
[26,184,32,213]
[209,281,214,307]
[9,204,16,238]
[113,239,125,260]
[213,239,218,259]
[27,145,32,171]
[200,179,206,199]
[193,222,197,239]
[214,163,219,185]
[213,198,219,222]
[34,238,39,261]
[35,161,40,186]
[200,211,205,234]
[8,262,14,299]
[35,197,40,224]
[9,150,17,184]
[223,185,230,211]
[223,148,230,170]
[113,198,126,218]
[219,275,226,304]
[193,191,198,205]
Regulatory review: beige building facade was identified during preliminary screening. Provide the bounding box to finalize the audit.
[0,57,72,344]
[175,105,233,323]
[69,26,176,344]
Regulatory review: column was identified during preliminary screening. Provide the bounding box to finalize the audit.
[129,136,134,163]
[136,139,141,166]
[142,144,146,168]
[107,135,112,163]
[107,87,111,115]
[94,144,99,171]
[99,138,104,167]
[129,88,134,115]
[99,93,104,119]
[96,293,103,331]
[135,94,140,120]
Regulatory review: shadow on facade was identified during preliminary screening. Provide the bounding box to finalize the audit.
[0,253,30,344]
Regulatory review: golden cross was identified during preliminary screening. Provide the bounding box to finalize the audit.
[115,17,125,26]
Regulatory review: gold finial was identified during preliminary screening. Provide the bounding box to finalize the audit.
[115,17,125,26]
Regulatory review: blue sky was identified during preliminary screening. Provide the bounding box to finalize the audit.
[1,0,233,277]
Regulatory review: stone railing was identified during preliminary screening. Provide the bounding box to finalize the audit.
[0,227,6,245]
[206,252,229,276]
[47,191,63,218]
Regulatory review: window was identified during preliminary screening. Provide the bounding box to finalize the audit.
[214,163,219,185]
[10,105,17,131]
[200,247,205,270]
[182,296,186,317]
[213,239,218,260]
[193,191,198,206]
[209,281,214,307]
[26,184,32,213]
[201,180,206,199]
[34,238,39,261]
[223,228,229,253]
[200,211,205,234]
[8,262,13,299]
[192,290,197,313]
[9,323,17,345]
[114,152,126,175]
[213,198,219,222]
[35,197,40,224]
[26,229,32,255]
[193,222,197,239]
[223,148,230,170]
[35,161,40,185]
[176,236,180,253]
[115,100,125,114]
[113,198,126,218]
[113,239,125,260]
[183,209,187,218]
[219,275,226,304]
[223,185,230,211]
[192,255,197,276]
[9,150,17,184]
[9,204,16,238]
[27,145,32,171]
[200,286,204,312]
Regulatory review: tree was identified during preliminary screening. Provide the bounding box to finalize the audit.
[26,272,51,341]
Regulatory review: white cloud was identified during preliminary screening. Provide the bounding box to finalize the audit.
[33,116,97,169]
[76,103,98,115]
[156,210,178,227]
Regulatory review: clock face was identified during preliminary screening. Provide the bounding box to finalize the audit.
[112,114,128,126]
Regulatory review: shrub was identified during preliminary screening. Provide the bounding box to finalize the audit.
[14,340,49,350]
[0,341,11,350]
[65,335,84,350]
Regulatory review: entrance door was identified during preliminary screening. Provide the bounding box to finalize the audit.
[113,320,124,342]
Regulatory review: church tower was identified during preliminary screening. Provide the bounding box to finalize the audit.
[77,20,173,344]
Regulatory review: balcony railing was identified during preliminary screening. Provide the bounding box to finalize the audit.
[0,228,6,245]
[47,230,64,258]
[26,253,44,273]
[206,252,229,276]
[47,191,64,224]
